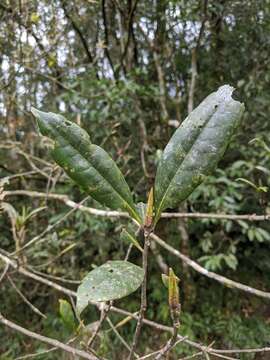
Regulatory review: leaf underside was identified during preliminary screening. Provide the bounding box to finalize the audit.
[76,261,144,314]
[154,85,245,223]
[31,108,140,222]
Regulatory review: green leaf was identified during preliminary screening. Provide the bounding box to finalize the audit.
[120,229,143,252]
[31,108,140,223]
[59,299,77,332]
[161,274,169,288]
[135,202,147,223]
[76,261,144,314]
[154,85,244,223]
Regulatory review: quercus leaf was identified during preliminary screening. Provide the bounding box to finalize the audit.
[154,85,245,224]
[31,108,140,222]
[76,261,144,314]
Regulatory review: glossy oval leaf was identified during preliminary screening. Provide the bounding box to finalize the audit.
[77,261,144,314]
[154,85,245,223]
[31,108,140,223]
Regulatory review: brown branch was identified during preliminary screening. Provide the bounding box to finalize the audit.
[120,0,139,69]
[155,334,185,359]
[4,190,270,221]
[0,313,99,360]
[101,0,116,78]
[0,251,270,356]
[7,275,46,319]
[0,263,9,284]
[137,338,187,359]
[188,0,208,114]
[60,1,94,63]
[151,232,270,300]
[87,302,112,349]
[128,229,150,359]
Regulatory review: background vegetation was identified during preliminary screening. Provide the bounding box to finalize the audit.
[0,0,269,359]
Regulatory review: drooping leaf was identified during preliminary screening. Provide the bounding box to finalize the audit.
[59,299,77,332]
[154,85,245,223]
[76,261,144,314]
[31,108,140,223]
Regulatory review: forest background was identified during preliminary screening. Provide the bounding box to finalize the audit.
[0,1,270,359]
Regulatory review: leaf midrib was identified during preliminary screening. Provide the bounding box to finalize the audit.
[155,106,219,221]
[56,134,140,222]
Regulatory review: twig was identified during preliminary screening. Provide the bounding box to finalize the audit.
[209,353,238,360]
[101,0,116,78]
[60,0,94,64]
[1,251,270,356]
[0,263,9,284]
[187,0,208,113]
[155,334,185,359]
[7,275,46,319]
[29,268,81,284]
[4,190,270,221]
[178,351,203,360]
[87,302,112,348]
[138,338,187,360]
[10,196,89,255]
[15,347,59,359]
[128,229,150,359]
[0,313,99,360]
[106,317,139,358]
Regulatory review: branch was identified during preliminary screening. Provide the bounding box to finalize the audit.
[0,263,9,284]
[0,251,270,356]
[120,0,139,69]
[101,0,116,77]
[7,275,46,319]
[0,313,99,360]
[61,1,93,62]
[128,229,150,359]
[4,190,270,221]
[151,232,270,300]
[188,0,208,113]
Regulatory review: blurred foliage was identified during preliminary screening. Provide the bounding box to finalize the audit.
[0,0,270,359]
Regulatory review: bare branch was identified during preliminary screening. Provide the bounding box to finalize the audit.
[0,263,9,284]
[128,229,150,359]
[4,190,270,221]
[7,275,47,319]
[0,313,100,360]
[60,0,94,64]
[151,232,270,300]
[1,251,270,356]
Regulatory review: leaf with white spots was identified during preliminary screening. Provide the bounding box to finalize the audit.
[31,108,141,223]
[76,261,144,314]
[154,85,245,224]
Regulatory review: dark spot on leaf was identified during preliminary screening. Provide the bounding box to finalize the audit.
[109,269,114,273]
